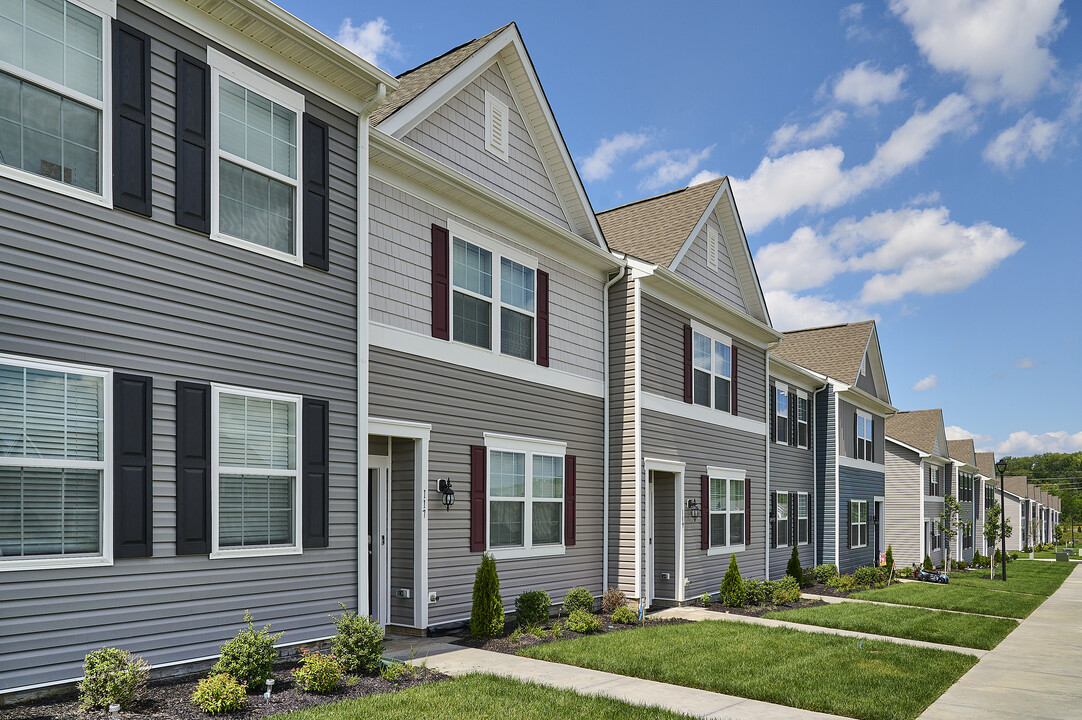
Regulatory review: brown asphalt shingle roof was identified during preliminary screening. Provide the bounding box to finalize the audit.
[1003,475,1036,500]
[885,409,944,455]
[773,321,876,386]
[947,439,976,466]
[370,24,512,126]
[596,178,725,266]
[975,451,996,478]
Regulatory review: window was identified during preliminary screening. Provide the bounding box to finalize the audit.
[855,411,873,461]
[928,521,941,551]
[708,471,745,551]
[692,327,731,413]
[210,49,304,263]
[486,435,564,556]
[796,392,809,448]
[850,500,868,548]
[0,0,110,202]
[797,492,809,544]
[774,491,789,547]
[212,385,301,557]
[985,481,994,508]
[774,383,788,444]
[451,230,537,361]
[929,466,940,496]
[0,355,110,569]
[960,472,973,502]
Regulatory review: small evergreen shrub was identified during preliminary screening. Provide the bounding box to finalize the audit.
[601,587,628,614]
[801,567,816,589]
[814,564,839,584]
[78,647,150,710]
[330,603,384,675]
[562,586,595,614]
[771,576,801,605]
[827,574,856,592]
[212,611,283,688]
[885,544,894,570]
[786,546,803,586]
[923,554,934,571]
[290,650,343,694]
[566,609,601,633]
[191,673,246,714]
[897,565,914,578]
[955,560,968,571]
[853,565,882,588]
[515,590,551,627]
[720,555,745,607]
[1009,552,1019,561]
[611,605,637,624]
[743,579,768,606]
[470,553,505,638]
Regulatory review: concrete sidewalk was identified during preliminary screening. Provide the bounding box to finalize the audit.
[919,562,1082,719]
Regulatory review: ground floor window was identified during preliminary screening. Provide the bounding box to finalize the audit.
[797,492,809,544]
[709,472,745,549]
[486,435,565,553]
[773,491,788,547]
[850,500,868,548]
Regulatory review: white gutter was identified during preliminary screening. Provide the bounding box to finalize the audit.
[602,263,627,591]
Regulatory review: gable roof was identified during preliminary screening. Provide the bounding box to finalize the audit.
[773,321,877,386]
[1003,475,1035,500]
[885,409,945,456]
[947,439,976,466]
[975,451,996,478]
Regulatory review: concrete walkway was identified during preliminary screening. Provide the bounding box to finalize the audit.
[389,641,846,720]
[653,606,988,657]
[919,562,1082,719]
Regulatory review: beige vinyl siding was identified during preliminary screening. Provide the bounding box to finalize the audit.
[884,441,923,566]
[608,274,638,594]
[673,210,747,312]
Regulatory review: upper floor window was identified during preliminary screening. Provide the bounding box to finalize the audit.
[774,384,788,445]
[708,471,745,551]
[0,0,110,202]
[985,481,994,507]
[209,49,304,264]
[486,435,564,557]
[692,327,731,413]
[929,465,940,496]
[850,499,868,548]
[855,411,873,461]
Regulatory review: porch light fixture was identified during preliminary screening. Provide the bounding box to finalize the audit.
[437,478,455,510]
[686,498,701,522]
[995,457,1008,582]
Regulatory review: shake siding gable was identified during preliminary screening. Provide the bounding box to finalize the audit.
[673,209,747,312]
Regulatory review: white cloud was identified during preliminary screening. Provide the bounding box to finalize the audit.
[634,146,715,191]
[688,169,723,186]
[763,290,872,332]
[1015,357,1035,369]
[997,430,1082,455]
[335,17,400,67]
[905,191,941,206]
[756,227,847,292]
[734,94,974,233]
[841,3,868,39]
[580,132,648,182]
[834,63,907,108]
[769,110,848,154]
[946,425,995,445]
[889,0,1066,105]
[983,113,1061,170]
[912,374,938,391]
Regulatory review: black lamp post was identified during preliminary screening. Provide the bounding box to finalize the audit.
[995,458,1008,582]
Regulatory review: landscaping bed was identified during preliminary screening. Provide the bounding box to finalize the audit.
[452,612,692,655]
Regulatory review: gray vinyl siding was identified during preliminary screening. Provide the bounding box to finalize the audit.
[855,360,877,396]
[768,380,816,578]
[652,473,677,600]
[401,63,570,231]
[369,347,604,628]
[884,442,922,566]
[0,1,361,692]
[608,274,638,594]
[837,465,885,574]
[368,178,604,381]
[673,210,747,313]
[924,463,946,566]
[815,387,835,566]
[389,437,416,626]
[837,398,885,462]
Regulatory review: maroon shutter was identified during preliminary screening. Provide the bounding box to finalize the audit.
[431,224,450,340]
[470,445,486,552]
[730,345,739,415]
[744,478,751,543]
[769,384,776,442]
[564,455,576,546]
[770,492,777,548]
[701,475,710,550]
[683,324,693,403]
[536,270,550,367]
[788,392,797,447]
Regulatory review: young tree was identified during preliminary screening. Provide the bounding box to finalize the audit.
[937,495,960,573]
[983,502,1014,579]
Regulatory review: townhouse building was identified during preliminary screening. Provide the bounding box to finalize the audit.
[947,439,979,564]
[976,450,995,554]
[992,482,1026,553]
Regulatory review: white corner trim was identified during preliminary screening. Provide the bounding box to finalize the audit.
[641,391,767,437]
[838,456,885,474]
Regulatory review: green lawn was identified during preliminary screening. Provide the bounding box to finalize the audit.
[853,583,1044,618]
[949,560,1075,596]
[765,601,1018,650]
[274,674,696,720]
[519,621,976,720]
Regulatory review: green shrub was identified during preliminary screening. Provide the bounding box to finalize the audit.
[994,548,1003,567]
[290,650,343,694]
[771,576,801,605]
[470,553,505,639]
[378,661,409,682]
[515,590,551,627]
[78,647,150,710]
[827,574,856,592]
[562,586,595,614]
[814,564,838,584]
[699,593,711,607]
[923,554,934,571]
[955,560,968,571]
[720,555,745,607]
[1009,552,1019,561]
[786,546,803,586]
[566,609,601,633]
[885,544,894,570]
[743,579,768,606]
[971,552,984,568]
[191,673,247,715]
[611,606,637,624]
[600,587,627,614]
[212,610,283,688]
[853,565,882,589]
[897,565,914,578]
[800,567,816,589]
[330,603,384,675]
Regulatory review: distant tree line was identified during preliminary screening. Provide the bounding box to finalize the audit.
[999,452,1082,524]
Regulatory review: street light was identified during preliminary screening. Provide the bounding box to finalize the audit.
[995,457,1008,582]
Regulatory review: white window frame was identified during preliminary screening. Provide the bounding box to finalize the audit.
[775,490,789,547]
[706,467,746,556]
[774,382,789,445]
[0,353,113,571]
[856,410,873,461]
[795,390,809,449]
[930,465,940,496]
[691,321,733,415]
[484,89,509,162]
[851,499,868,549]
[0,0,114,207]
[483,432,566,560]
[208,47,305,265]
[797,491,809,545]
[448,221,538,363]
[210,383,303,559]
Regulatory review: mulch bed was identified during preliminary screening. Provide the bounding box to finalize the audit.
[4,661,446,720]
[452,613,692,655]
[702,598,829,617]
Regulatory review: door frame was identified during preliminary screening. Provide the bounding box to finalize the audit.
[369,453,391,627]
[643,458,686,604]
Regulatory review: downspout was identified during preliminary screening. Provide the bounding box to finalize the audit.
[356,83,387,617]
[602,264,627,592]
[763,341,780,579]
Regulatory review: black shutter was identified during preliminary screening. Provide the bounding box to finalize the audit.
[112,22,152,216]
[700,475,710,550]
[770,492,777,548]
[846,500,853,549]
[175,52,211,233]
[853,414,859,460]
[868,418,874,463]
[788,391,797,447]
[302,398,329,548]
[302,113,330,270]
[175,381,210,554]
[114,373,153,558]
[789,491,798,547]
[730,344,738,415]
[769,384,776,442]
[564,455,576,546]
[683,324,693,403]
[808,493,814,544]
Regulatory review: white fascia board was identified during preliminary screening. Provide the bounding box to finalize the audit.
[769,356,827,391]
[885,435,929,458]
[837,384,897,416]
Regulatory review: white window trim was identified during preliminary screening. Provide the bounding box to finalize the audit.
[483,433,566,560]
[795,390,809,449]
[856,409,873,461]
[775,490,789,547]
[484,89,509,162]
[0,0,114,208]
[851,499,868,549]
[210,383,303,559]
[705,467,746,556]
[930,465,940,497]
[208,47,305,266]
[797,491,810,545]
[774,382,789,446]
[0,353,114,571]
[690,320,733,416]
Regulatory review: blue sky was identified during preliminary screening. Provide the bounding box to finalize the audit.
[278,1,1081,456]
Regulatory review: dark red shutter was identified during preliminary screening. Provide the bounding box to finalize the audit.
[744,478,751,543]
[769,384,776,442]
[301,398,329,548]
[564,455,576,545]
[432,224,450,340]
[701,475,710,550]
[770,492,777,548]
[302,114,330,270]
[788,392,797,447]
[470,445,486,552]
[537,270,550,367]
[175,52,210,234]
[730,345,739,415]
[114,373,153,558]
[112,21,152,217]
[176,381,210,554]
[683,324,693,403]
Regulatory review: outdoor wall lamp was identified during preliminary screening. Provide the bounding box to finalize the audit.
[686,498,701,521]
[437,478,455,510]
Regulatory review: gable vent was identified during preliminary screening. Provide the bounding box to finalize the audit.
[707,226,719,270]
[485,90,510,162]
